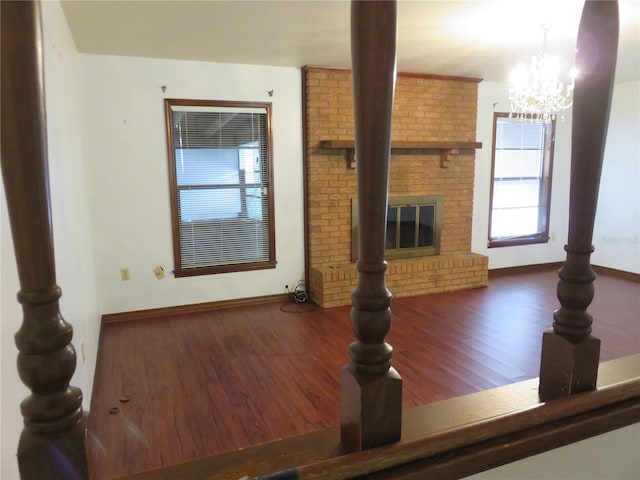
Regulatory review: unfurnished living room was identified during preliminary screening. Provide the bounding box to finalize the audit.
[1,1,639,479]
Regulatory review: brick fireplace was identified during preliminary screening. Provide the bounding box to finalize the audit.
[303,66,488,308]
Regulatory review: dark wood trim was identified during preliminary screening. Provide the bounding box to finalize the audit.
[319,140,483,150]
[487,112,555,249]
[319,140,482,169]
[364,397,639,480]
[489,262,564,277]
[164,98,182,274]
[304,65,482,83]
[488,263,640,283]
[117,354,640,480]
[265,99,277,273]
[398,71,483,83]
[298,377,640,479]
[488,234,550,248]
[593,264,640,282]
[173,259,277,278]
[163,98,276,277]
[486,112,498,247]
[101,293,289,324]
[301,67,311,296]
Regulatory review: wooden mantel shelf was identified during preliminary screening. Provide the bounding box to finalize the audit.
[319,139,483,168]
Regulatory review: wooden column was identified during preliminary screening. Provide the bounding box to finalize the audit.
[340,0,402,452]
[539,0,619,401]
[1,1,88,478]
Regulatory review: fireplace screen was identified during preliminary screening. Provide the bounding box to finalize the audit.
[352,195,442,261]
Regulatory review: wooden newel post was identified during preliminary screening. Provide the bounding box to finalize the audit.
[539,0,619,402]
[340,0,402,452]
[1,1,88,478]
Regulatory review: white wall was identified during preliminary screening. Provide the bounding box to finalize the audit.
[80,55,304,314]
[1,2,100,478]
[473,82,570,269]
[592,80,640,274]
[473,80,639,274]
[0,189,23,480]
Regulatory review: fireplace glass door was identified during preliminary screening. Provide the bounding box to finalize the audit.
[386,204,435,250]
[352,195,442,261]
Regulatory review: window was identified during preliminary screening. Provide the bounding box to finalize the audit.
[488,113,555,248]
[165,99,275,277]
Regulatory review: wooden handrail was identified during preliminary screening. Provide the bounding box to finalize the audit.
[295,379,640,480]
[116,354,640,480]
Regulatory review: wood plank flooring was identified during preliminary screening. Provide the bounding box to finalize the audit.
[87,267,639,479]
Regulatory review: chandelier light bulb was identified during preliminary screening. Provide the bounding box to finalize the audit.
[569,67,579,80]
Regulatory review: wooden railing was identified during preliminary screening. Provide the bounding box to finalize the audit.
[1,1,88,478]
[539,0,620,401]
[340,0,402,453]
[1,1,636,479]
[111,355,640,479]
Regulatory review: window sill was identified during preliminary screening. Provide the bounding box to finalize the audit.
[488,235,549,248]
[174,260,277,277]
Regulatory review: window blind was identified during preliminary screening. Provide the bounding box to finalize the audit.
[166,101,274,274]
[489,114,555,247]
[495,118,545,151]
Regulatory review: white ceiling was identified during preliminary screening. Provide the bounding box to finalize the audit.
[61,0,640,83]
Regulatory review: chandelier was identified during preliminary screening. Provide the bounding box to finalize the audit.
[508,26,577,122]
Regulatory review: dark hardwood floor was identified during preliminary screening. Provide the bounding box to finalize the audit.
[87,267,639,479]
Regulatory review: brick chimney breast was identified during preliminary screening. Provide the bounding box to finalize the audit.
[304,67,488,307]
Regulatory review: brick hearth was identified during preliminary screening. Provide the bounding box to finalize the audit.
[303,67,488,308]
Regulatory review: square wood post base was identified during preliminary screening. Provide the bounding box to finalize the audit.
[539,330,601,402]
[340,365,402,453]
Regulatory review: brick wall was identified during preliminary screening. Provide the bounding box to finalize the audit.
[304,67,488,307]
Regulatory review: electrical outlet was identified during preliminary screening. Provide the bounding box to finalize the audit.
[550,232,557,241]
[80,341,86,364]
[120,268,130,281]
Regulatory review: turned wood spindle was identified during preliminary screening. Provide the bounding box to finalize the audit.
[539,0,619,401]
[340,0,403,452]
[1,1,88,477]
